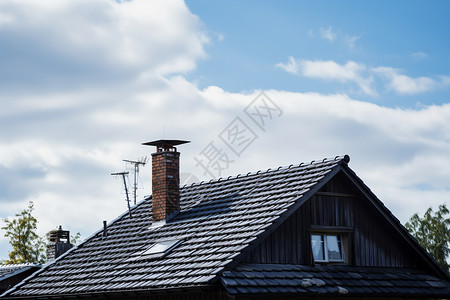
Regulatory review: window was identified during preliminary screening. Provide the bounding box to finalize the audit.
[126,239,182,261]
[142,240,180,256]
[311,234,345,263]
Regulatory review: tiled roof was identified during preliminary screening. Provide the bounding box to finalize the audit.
[0,264,41,295]
[221,263,450,297]
[4,156,346,298]
[0,264,40,281]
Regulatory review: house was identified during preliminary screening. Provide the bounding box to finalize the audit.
[0,264,41,295]
[0,226,73,295]
[2,139,450,299]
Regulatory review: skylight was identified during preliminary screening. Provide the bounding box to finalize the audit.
[142,240,180,256]
[126,238,183,262]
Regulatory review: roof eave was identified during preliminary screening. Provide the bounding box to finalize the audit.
[1,284,219,300]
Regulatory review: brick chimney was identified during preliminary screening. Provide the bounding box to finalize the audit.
[143,139,190,223]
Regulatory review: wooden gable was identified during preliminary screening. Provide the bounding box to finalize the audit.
[243,170,437,274]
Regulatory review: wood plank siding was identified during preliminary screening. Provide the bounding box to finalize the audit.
[244,171,428,269]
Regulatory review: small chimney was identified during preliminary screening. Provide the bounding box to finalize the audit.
[103,220,108,237]
[143,139,190,223]
[47,225,73,260]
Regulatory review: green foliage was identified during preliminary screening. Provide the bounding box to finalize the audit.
[1,201,46,264]
[70,232,82,246]
[405,204,450,272]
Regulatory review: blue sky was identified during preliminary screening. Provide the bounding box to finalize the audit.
[186,0,450,107]
[0,0,449,261]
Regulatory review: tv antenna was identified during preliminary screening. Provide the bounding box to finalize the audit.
[123,157,148,205]
[111,171,132,217]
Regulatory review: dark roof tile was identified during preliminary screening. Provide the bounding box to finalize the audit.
[6,155,449,298]
[221,263,450,297]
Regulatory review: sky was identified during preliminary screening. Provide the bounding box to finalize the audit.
[0,0,449,260]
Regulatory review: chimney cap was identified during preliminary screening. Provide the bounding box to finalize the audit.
[142,139,190,148]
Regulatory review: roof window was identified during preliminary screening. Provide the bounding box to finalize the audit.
[142,240,180,256]
[126,239,182,261]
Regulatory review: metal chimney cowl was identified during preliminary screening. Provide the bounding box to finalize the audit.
[47,225,73,260]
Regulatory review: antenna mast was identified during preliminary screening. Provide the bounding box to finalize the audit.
[123,157,148,205]
[111,171,132,217]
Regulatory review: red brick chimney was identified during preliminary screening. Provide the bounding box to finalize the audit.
[143,139,189,223]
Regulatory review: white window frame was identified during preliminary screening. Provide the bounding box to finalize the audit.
[141,239,181,256]
[126,239,182,261]
[311,233,345,263]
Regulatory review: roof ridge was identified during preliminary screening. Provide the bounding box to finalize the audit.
[0,263,41,269]
[182,154,350,189]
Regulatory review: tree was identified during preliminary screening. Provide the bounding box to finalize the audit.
[405,204,450,271]
[1,201,46,264]
[70,232,82,246]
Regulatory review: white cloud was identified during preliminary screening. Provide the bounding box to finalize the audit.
[309,26,364,50]
[0,0,210,258]
[275,56,300,75]
[0,0,208,93]
[0,11,14,25]
[311,26,363,49]
[439,75,450,86]
[346,34,362,49]
[411,52,428,60]
[277,57,450,96]
[276,58,376,96]
[215,32,225,42]
[301,60,363,81]
[373,67,450,94]
[261,90,450,221]
[319,26,336,42]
